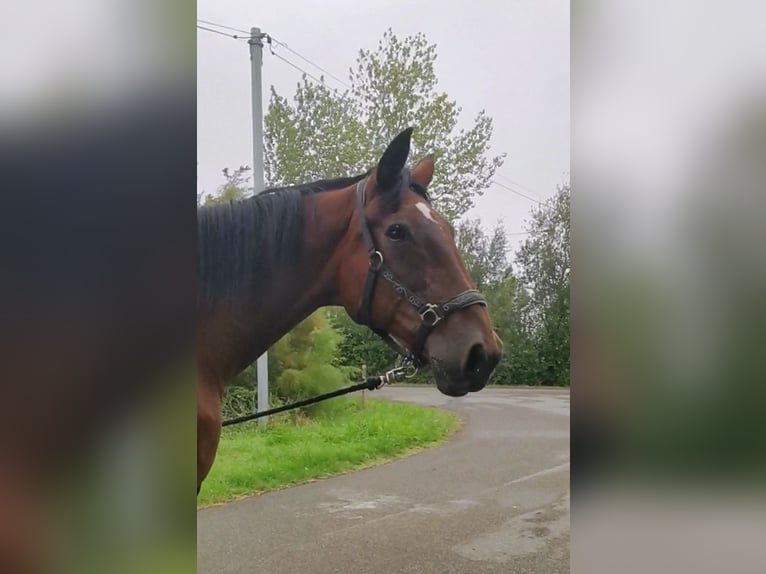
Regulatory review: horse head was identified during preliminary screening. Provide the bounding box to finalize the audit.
[335,128,503,396]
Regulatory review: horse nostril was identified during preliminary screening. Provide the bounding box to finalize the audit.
[465,343,489,378]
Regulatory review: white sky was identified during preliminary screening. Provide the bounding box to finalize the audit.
[197,0,569,255]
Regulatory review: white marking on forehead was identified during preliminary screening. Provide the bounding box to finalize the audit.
[414,202,439,224]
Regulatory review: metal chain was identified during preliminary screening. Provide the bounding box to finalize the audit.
[370,358,419,389]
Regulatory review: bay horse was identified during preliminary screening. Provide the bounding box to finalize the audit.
[197,128,503,491]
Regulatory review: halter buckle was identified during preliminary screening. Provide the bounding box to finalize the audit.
[419,303,442,327]
[369,250,384,271]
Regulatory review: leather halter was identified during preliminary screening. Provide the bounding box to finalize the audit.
[354,176,487,367]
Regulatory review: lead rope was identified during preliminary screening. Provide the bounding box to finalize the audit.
[221,360,418,427]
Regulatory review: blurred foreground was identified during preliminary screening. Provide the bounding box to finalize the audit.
[0,1,196,572]
[573,1,766,572]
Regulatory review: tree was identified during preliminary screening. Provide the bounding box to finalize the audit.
[514,181,570,386]
[455,218,512,290]
[485,275,541,386]
[222,310,352,419]
[200,166,252,206]
[451,219,547,387]
[328,308,394,379]
[264,28,505,220]
[268,310,353,418]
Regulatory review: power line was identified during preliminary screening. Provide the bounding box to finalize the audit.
[490,179,541,204]
[196,24,248,40]
[269,49,328,88]
[197,23,349,98]
[197,18,250,35]
[267,35,351,90]
[266,39,353,103]
[494,172,541,200]
[196,23,351,92]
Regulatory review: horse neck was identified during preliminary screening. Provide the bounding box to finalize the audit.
[199,186,356,382]
[254,187,355,343]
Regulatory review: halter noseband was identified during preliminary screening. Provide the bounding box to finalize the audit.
[354,176,487,367]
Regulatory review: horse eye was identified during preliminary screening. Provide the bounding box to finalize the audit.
[385,224,408,241]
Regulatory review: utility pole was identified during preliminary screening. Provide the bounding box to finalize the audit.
[249,27,269,425]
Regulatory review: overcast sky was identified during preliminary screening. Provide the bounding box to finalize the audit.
[197,0,569,254]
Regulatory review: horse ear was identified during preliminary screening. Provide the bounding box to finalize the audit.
[411,154,435,189]
[376,127,413,190]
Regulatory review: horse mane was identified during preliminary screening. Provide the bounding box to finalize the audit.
[197,173,368,304]
[197,167,430,304]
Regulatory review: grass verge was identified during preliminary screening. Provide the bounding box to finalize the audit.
[198,398,460,508]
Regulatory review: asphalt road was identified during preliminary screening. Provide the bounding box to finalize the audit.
[197,386,570,573]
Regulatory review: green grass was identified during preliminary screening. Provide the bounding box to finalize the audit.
[197,398,460,507]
